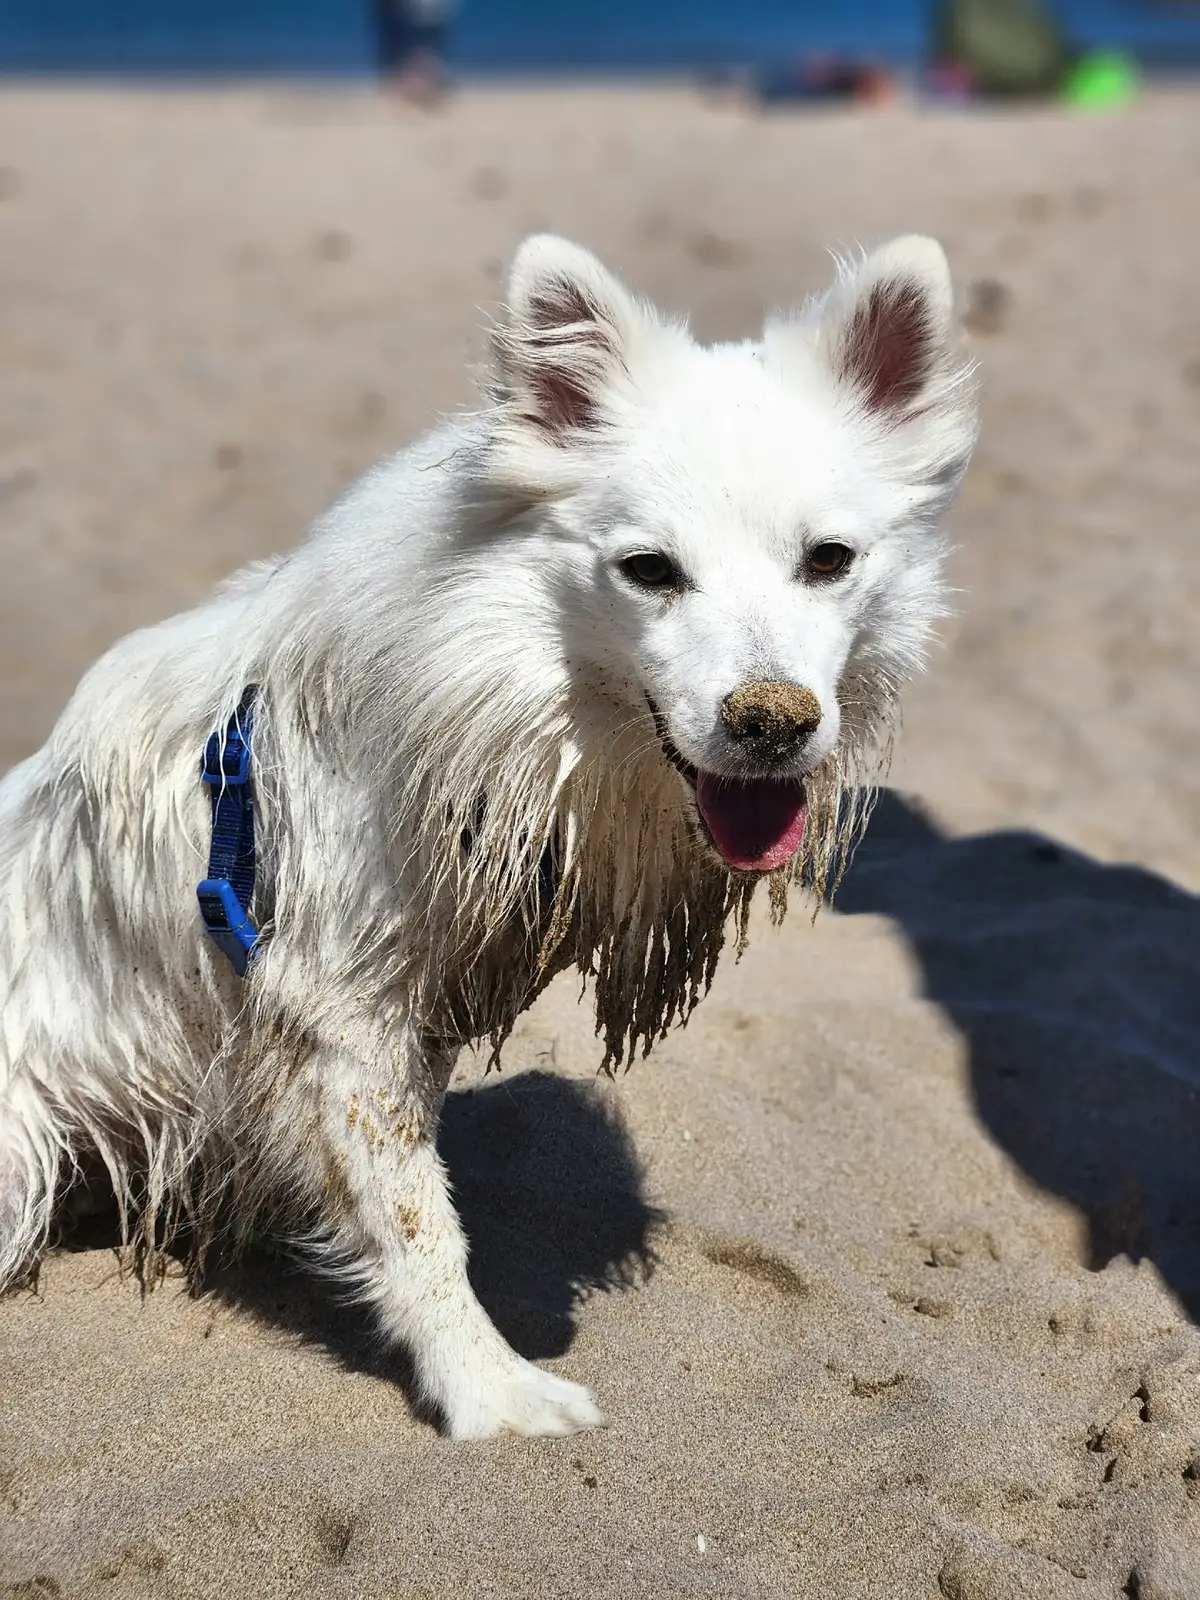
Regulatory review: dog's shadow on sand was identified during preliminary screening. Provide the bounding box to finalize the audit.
[203,1071,661,1399]
[837,792,1200,1320]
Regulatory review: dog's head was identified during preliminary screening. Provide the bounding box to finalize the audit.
[486,235,977,875]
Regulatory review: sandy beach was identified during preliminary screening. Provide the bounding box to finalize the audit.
[0,83,1198,1598]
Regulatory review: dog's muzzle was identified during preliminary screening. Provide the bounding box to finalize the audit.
[645,693,809,874]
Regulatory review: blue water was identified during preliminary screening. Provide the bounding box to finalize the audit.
[1,0,1198,73]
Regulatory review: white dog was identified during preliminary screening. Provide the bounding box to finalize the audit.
[0,235,975,1437]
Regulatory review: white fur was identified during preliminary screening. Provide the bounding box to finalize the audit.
[0,236,976,1437]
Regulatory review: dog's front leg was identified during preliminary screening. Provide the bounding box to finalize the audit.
[313,1038,605,1440]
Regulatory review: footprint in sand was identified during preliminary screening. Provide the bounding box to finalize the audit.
[701,1235,809,1298]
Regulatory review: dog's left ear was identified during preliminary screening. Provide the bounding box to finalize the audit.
[492,235,649,439]
[814,236,961,419]
[771,235,977,495]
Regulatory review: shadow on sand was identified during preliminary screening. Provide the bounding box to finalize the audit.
[200,1070,661,1409]
[836,791,1200,1319]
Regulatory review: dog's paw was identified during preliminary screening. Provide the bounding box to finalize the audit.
[444,1358,606,1441]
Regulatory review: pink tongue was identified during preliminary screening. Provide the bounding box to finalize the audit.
[695,772,808,872]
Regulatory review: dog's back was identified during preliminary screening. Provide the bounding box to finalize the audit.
[0,558,273,1278]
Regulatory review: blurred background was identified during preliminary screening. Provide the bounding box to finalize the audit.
[1,0,1200,73]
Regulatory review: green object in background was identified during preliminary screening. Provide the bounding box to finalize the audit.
[933,0,1069,96]
[1063,50,1140,110]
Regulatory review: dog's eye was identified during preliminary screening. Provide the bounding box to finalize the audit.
[620,552,680,590]
[805,542,855,580]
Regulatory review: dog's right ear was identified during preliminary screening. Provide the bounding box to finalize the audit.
[491,236,645,439]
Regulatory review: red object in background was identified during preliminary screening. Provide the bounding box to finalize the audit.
[756,51,897,105]
[853,65,897,103]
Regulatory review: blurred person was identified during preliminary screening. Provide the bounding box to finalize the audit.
[373,0,456,106]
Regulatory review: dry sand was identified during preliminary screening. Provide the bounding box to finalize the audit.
[1,83,1199,1599]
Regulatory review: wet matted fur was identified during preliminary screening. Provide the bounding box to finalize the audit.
[0,234,976,1437]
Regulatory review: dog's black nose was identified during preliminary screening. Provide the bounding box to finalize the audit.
[720,681,822,762]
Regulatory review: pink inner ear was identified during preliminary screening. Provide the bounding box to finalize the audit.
[840,278,932,414]
[524,279,614,434]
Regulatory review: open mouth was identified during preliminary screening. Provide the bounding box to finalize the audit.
[647,699,807,875]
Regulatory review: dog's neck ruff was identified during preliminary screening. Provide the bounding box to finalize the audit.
[197,686,261,977]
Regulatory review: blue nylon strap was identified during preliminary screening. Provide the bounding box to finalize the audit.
[197,685,260,976]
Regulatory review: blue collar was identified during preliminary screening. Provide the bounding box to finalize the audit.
[196,686,260,976]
